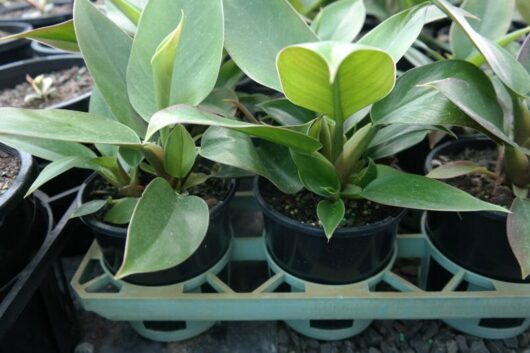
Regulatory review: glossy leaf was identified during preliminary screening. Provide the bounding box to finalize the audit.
[104,198,139,225]
[311,0,365,42]
[317,199,345,240]
[450,0,514,60]
[116,178,209,278]
[433,0,530,97]
[289,0,324,15]
[0,20,78,52]
[0,108,140,145]
[201,127,303,194]
[108,0,141,25]
[507,198,530,279]
[223,0,317,92]
[72,199,108,218]
[74,0,146,136]
[466,27,530,67]
[258,98,315,125]
[127,0,224,118]
[291,151,341,197]
[361,173,509,213]
[426,161,491,179]
[164,125,197,178]
[277,42,395,120]
[147,105,321,153]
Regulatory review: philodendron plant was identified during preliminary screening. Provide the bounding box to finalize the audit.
[372,0,530,277]
[0,0,320,279]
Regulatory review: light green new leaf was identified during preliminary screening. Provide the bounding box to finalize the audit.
[104,198,139,225]
[223,0,317,92]
[277,42,395,120]
[291,151,341,197]
[0,108,141,145]
[72,199,109,218]
[147,105,321,153]
[433,0,530,97]
[258,98,316,125]
[127,0,224,119]
[450,0,514,60]
[164,125,197,178]
[366,125,430,160]
[201,127,303,194]
[507,198,530,279]
[116,178,209,278]
[362,174,509,213]
[0,20,78,52]
[317,199,345,239]
[289,0,324,15]
[426,161,493,179]
[74,0,146,136]
[311,0,366,42]
[108,0,141,25]
[517,0,530,24]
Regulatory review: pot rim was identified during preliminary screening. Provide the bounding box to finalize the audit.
[254,176,406,238]
[78,173,238,239]
[0,143,36,213]
[0,2,72,22]
[424,136,507,221]
[0,54,92,109]
[0,21,32,49]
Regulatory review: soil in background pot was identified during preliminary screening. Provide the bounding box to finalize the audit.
[0,150,20,195]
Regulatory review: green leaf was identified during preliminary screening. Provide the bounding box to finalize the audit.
[466,27,530,67]
[349,158,377,188]
[200,88,238,116]
[74,0,146,136]
[223,0,317,92]
[147,105,321,153]
[291,151,341,197]
[108,0,141,25]
[164,125,197,178]
[518,35,530,74]
[432,0,530,97]
[517,0,530,24]
[0,108,141,146]
[215,59,244,90]
[426,161,492,179]
[277,42,395,119]
[104,198,139,225]
[72,199,109,218]
[366,125,430,160]
[507,197,530,279]
[335,123,375,184]
[115,178,209,278]
[127,0,224,118]
[311,0,366,42]
[289,0,324,15]
[450,0,514,60]
[0,20,79,52]
[201,127,303,194]
[151,11,184,110]
[317,199,345,240]
[361,174,509,213]
[257,98,315,125]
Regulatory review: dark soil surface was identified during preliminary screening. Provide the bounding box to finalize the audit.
[261,180,400,228]
[0,66,92,109]
[432,147,515,208]
[0,150,20,194]
[0,4,71,19]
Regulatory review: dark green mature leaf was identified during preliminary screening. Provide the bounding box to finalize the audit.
[433,0,530,96]
[450,0,514,60]
[164,125,197,178]
[291,151,341,197]
[0,108,141,145]
[147,105,321,153]
[366,125,430,160]
[258,99,315,125]
[201,127,303,194]
[467,27,530,67]
[317,199,345,240]
[0,20,78,51]
[127,0,224,118]
[72,199,109,218]
[74,0,146,136]
[361,174,509,212]
[507,197,530,279]
[223,0,317,92]
[115,178,209,278]
[311,0,366,42]
[104,198,139,224]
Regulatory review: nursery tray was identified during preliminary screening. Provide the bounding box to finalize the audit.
[71,191,530,341]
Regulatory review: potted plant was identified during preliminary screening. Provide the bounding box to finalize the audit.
[0,0,72,28]
[0,21,31,64]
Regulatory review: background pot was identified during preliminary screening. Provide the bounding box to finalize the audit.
[424,138,527,283]
[255,178,405,285]
[79,174,237,286]
[31,41,65,57]
[0,22,32,65]
[0,55,91,112]
[0,1,72,28]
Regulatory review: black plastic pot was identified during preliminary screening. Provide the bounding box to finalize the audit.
[31,41,65,57]
[255,178,406,285]
[0,55,91,111]
[0,22,32,64]
[0,2,72,28]
[79,174,237,286]
[424,138,527,283]
[0,144,39,288]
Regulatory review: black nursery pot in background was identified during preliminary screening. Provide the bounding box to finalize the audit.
[79,175,237,286]
[424,138,527,283]
[255,178,405,285]
[31,41,65,57]
[0,22,32,65]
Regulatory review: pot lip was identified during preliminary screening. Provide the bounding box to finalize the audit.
[0,143,36,212]
[78,173,238,239]
[0,21,32,49]
[0,2,72,22]
[30,40,64,55]
[254,176,406,238]
[424,136,507,221]
[0,54,92,109]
